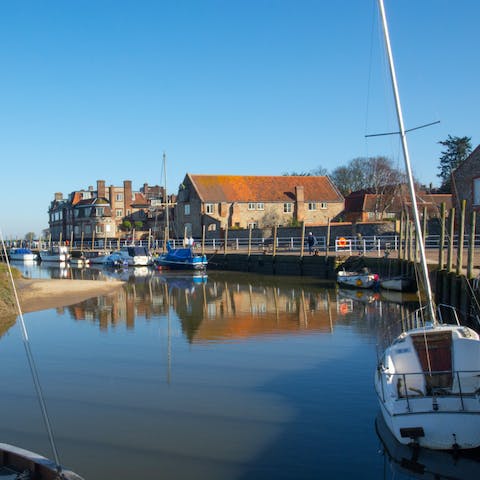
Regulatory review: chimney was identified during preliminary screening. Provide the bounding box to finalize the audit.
[97,180,106,199]
[124,180,133,213]
[295,185,305,223]
[54,192,63,201]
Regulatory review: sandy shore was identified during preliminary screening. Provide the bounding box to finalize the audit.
[14,278,125,313]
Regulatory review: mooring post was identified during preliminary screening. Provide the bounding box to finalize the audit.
[467,211,476,279]
[456,200,466,276]
[447,208,455,273]
[438,202,446,269]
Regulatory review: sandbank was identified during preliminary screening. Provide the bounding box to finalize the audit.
[14,278,125,313]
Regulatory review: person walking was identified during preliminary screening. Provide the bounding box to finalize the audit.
[307,232,316,255]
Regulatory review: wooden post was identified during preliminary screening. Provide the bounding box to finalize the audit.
[467,211,476,279]
[399,210,405,260]
[59,232,63,246]
[447,208,455,273]
[70,231,74,251]
[326,219,331,257]
[300,222,305,257]
[148,228,152,250]
[224,225,228,255]
[202,224,206,256]
[438,202,446,269]
[273,225,277,256]
[92,231,95,250]
[80,231,84,251]
[248,225,252,256]
[456,200,466,276]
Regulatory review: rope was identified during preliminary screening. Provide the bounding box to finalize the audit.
[0,230,63,475]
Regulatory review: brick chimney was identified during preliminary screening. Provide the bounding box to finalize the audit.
[97,180,106,199]
[54,192,63,201]
[295,185,305,223]
[123,180,133,214]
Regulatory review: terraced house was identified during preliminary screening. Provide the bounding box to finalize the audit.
[47,180,167,242]
[174,174,344,237]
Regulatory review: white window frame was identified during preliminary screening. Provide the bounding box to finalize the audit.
[206,203,215,214]
[248,202,255,210]
[283,203,292,213]
[320,202,327,209]
[256,203,264,210]
[308,202,317,210]
[116,193,123,201]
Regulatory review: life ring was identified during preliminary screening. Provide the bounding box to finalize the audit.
[338,237,347,247]
[339,303,349,315]
[356,278,363,286]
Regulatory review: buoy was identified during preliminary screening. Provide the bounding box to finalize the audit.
[338,237,347,247]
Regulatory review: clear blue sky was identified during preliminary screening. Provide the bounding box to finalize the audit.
[1,0,478,238]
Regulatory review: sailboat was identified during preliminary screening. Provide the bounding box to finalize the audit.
[373,0,480,451]
[153,153,208,271]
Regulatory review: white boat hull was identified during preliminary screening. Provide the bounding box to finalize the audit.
[337,271,378,289]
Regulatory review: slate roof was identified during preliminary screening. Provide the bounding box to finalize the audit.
[187,174,344,203]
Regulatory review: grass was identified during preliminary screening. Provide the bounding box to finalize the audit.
[0,262,21,317]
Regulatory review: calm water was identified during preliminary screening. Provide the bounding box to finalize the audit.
[1,262,479,479]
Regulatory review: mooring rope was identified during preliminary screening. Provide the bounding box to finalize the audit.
[0,231,63,475]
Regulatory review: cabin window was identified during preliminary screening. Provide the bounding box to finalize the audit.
[283,203,292,213]
[248,202,255,210]
[206,203,215,214]
[308,202,317,210]
[474,178,480,205]
[256,203,264,210]
[185,204,190,215]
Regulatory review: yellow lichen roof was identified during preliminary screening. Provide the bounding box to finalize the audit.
[189,174,343,202]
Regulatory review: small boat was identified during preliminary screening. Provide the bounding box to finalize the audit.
[39,245,70,262]
[154,241,208,271]
[69,250,90,267]
[108,245,152,266]
[8,247,37,262]
[336,269,379,289]
[380,275,417,292]
[0,443,84,480]
[86,250,111,265]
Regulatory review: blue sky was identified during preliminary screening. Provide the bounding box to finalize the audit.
[1,0,478,238]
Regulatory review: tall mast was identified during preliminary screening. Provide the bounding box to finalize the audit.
[377,0,436,323]
[163,152,170,243]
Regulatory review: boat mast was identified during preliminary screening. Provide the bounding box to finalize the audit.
[377,0,436,323]
[163,152,170,244]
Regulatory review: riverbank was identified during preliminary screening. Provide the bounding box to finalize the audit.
[0,264,124,315]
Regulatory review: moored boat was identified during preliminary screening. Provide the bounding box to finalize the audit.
[0,443,84,480]
[39,245,70,263]
[336,269,379,289]
[8,247,37,262]
[154,241,208,271]
[380,274,417,292]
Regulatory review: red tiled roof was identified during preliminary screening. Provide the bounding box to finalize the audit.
[188,174,344,203]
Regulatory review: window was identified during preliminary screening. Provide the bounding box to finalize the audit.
[283,203,292,213]
[95,225,104,234]
[208,224,217,231]
[116,209,123,217]
[116,193,123,201]
[248,202,255,210]
[96,207,104,217]
[256,203,264,210]
[320,202,327,209]
[308,202,317,211]
[474,178,480,205]
[247,222,258,229]
[206,203,214,214]
[185,204,190,215]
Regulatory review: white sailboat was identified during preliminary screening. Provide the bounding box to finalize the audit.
[374,0,480,451]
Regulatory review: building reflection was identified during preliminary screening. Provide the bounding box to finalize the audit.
[59,269,416,343]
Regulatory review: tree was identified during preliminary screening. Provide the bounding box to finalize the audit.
[437,135,472,192]
[24,232,36,243]
[120,220,132,231]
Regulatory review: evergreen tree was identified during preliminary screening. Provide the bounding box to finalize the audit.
[437,135,472,192]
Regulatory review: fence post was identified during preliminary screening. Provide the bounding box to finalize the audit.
[467,211,476,279]
[439,202,446,269]
[456,200,466,276]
